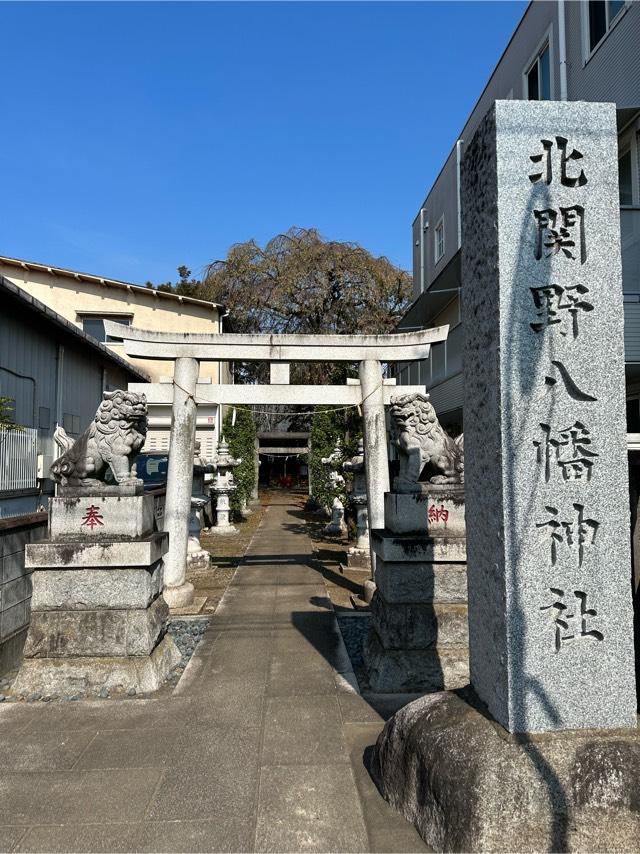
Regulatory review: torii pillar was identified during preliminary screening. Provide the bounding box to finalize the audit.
[163,357,199,608]
[359,360,389,533]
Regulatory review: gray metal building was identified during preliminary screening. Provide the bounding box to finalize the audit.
[396,0,640,432]
[0,276,149,518]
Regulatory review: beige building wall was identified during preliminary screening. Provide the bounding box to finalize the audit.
[0,260,223,383]
[0,258,229,461]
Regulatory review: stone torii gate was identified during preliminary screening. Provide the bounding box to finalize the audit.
[106,321,448,607]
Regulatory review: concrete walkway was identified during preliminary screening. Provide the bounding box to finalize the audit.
[0,498,428,853]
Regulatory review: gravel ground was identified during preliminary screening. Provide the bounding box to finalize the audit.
[166,617,210,670]
[336,613,370,671]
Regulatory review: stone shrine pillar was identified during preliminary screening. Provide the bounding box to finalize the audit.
[163,356,198,608]
[371,101,640,853]
[462,100,636,733]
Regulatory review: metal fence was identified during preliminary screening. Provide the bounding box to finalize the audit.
[0,427,38,492]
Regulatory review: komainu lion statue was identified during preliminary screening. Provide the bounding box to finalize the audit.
[50,390,148,488]
[390,392,464,493]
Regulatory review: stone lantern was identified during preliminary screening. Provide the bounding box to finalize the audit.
[321,443,347,536]
[209,437,241,535]
[343,438,370,567]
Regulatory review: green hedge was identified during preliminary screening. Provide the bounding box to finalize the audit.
[221,405,257,515]
[308,406,361,510]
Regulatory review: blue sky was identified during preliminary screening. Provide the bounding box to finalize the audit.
[1,1,527,284]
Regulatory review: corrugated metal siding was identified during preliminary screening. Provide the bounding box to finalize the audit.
[624,301,640,362]
[0,311,58,430]
[427,372,464,415]
[565,2,640,107]
[61,349,103,437]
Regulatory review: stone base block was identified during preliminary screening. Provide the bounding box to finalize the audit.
[371,689,640,853]
[364,630,468,693]
[24,596,168,658]
[186,549,210,570]
[371,531,466,563]
[370,593,469,649]
[211,524,238,536]
[12,634,181,696]
[375,559,467,605]
[49,494,155,541]
[30,562,163,611]
[384,489,465,537]
[347,549,370,570]
[25,532,168,569]
[163,582,195,609]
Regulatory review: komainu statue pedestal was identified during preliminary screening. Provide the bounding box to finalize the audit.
[13,488,181,697]
[363,484,469,693]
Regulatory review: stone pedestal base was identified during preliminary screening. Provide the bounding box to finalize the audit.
[16,523,180,697]
[186,548,210,571]
[364,623,468,693]
[346,548,370,570]
[211,523,238,536]
[363,487,468,693]
[13,634,181,696]
[163,581,195,609]
[372,690,640,853]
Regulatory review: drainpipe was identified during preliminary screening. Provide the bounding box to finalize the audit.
[455,139,464,249]
[419,208,426,293]
[55,345,64,428]
[558,0,568,101]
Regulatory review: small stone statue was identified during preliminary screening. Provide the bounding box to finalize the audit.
[323,470,347,536]
[390,392,464,493]
[50,390,147,490]
[343,438,370,560]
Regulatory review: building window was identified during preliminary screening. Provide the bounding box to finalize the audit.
[619,148,633,206]
[80,315,132,343]
[526,43,551,101]
[434,217,445,264]
[588,0,625,53]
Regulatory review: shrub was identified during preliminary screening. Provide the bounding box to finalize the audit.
[221,406,257,516]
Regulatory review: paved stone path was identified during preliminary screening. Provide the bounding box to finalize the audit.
[0,498,428,853]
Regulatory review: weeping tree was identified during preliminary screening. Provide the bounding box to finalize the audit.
[221,406,257,516]
[200,227,412,387]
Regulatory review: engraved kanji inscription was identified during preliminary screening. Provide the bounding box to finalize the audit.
[544,360,598,403]
[533,422,598,483]
[530,283,593,338]
[529,136,587,188]
[534,206,586,264]
[536,503,599,567]
[541,588,603,652]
